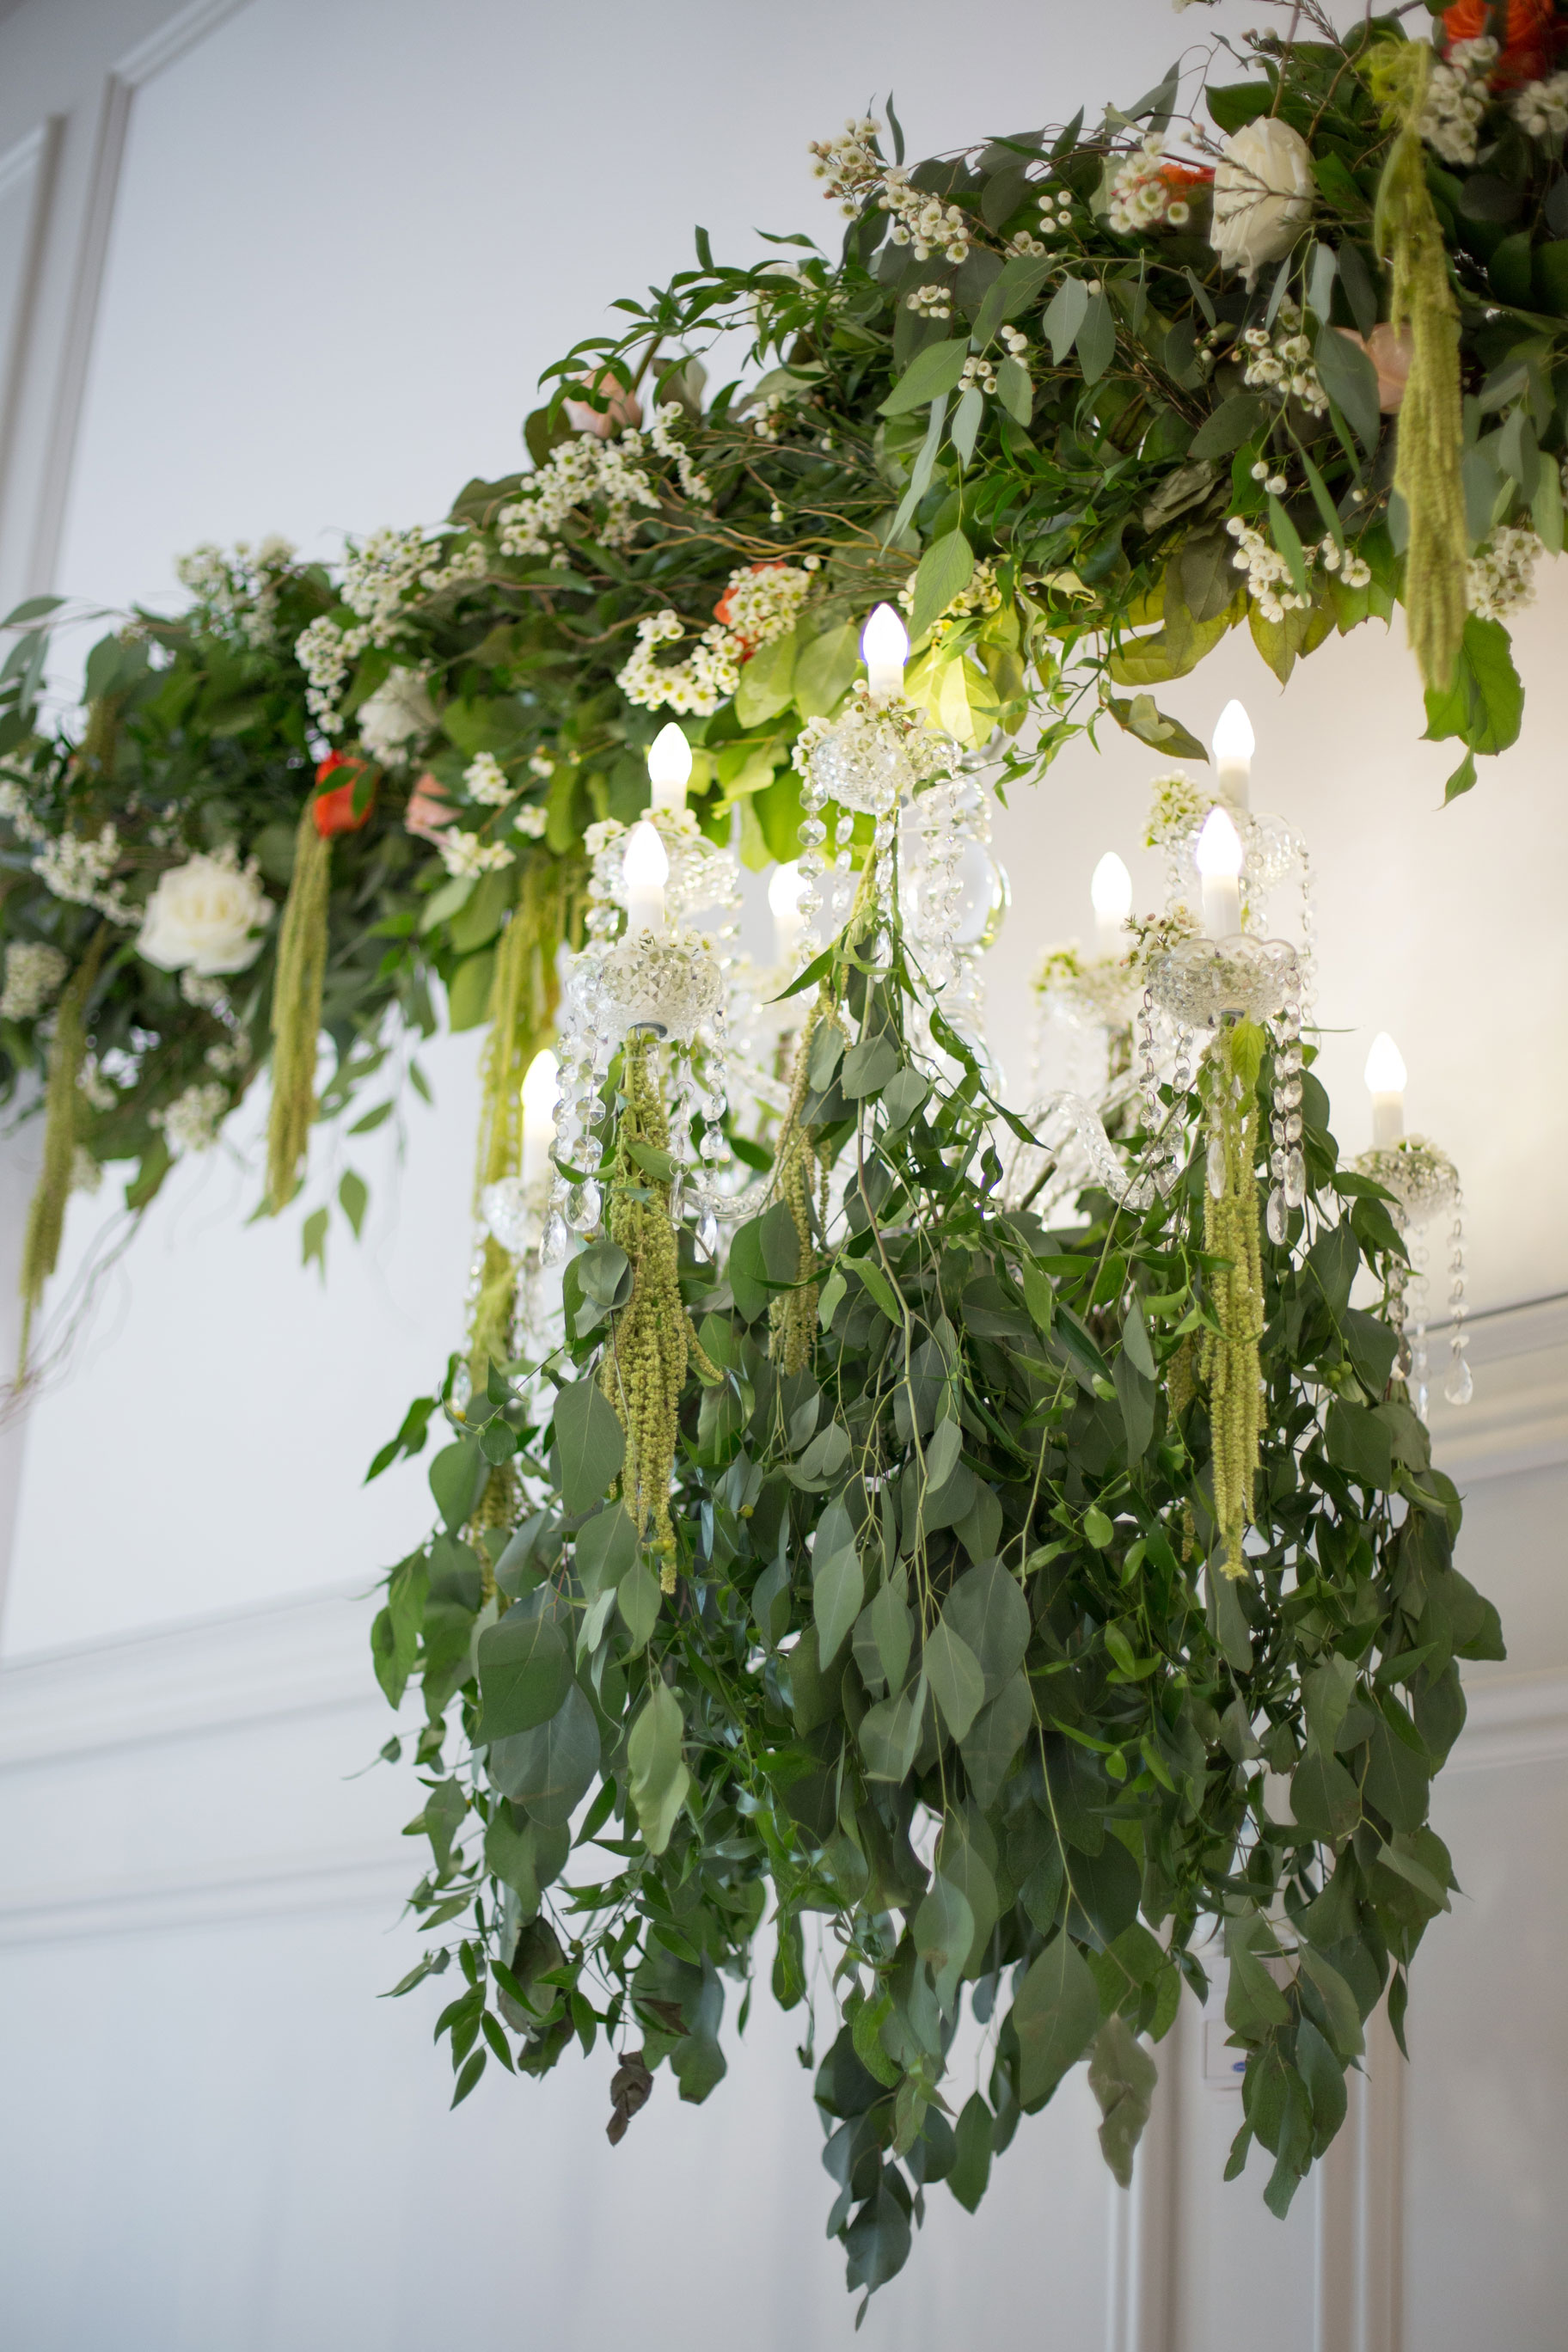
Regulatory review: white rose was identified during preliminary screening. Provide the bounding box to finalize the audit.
[138,850,270,976]
[357,668,436,765]
[1210,119,1314,289]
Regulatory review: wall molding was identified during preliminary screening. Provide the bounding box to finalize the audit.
[26,0,254,591]
[1425,1295,1568,1485]
[0,114,59,539]
[0,1842,410,1947]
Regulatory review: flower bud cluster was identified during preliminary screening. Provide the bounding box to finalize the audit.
[0,940,67,1021]
[906,284,953,319]
[1511,71,1568,138]
[1224,513,1369,622]
[1239,303,1328,415]
[1467,522,1540,620]
[1106,136,1206,235]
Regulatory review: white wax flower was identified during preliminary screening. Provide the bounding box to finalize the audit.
[1210,119,1314,289]
[138,849,270,976]
[357,668,436,764]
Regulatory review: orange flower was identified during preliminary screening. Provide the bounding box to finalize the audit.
[563,371,643,438]
[1158,162,1215,194]
[1442,0,1558,87]
[311,750,376,839]
[404,771,455,843]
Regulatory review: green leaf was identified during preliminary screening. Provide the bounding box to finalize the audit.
[1188,393,1269,461]
[1289,1749,1361,1845]
[971,252,1051,348]
[943,1559,1031,1699]
[924,1620,986,1742]
[487,1682,600,1826]
[858,1675,927,1781]
[793,620,861,717]
[616,1559,662,1652]
[552,1378,626,1514]
[812,1523,866,1670]
[1422,615,1523,756]
[1088,2014,1158,2187]
[574,1503,638,1598]
[733,628,797,726]
[840,1036,900,1099]
[914,1871,977,2015]
[1043,276,1089,366]
[995,355,1033,426]
[947,2092,994,2212]
[337,1168,369,1238]
[1313,324,1381,451]
[1325,1399,1393,1491]
[1076,290,1115,384]
[878,338,971,415]
[951,383,984,470]
[475,1606,571,1741]
[1268,495,1308,597]
[301,1204,328,1278]
[627,1681,689,1857]
[910,529,975,642]
[429,1436,486,1532]
[1012,1934,1101,2110]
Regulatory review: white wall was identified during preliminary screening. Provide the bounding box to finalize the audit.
[0,3,1565,2347]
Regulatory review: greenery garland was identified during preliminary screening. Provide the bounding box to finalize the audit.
[0,2,1539,2300]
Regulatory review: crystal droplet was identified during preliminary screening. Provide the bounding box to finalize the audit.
[1207,1136,1227,1199]
[696,1210,719,1258]
[566,1180,601,1233]
[541,1212,567,1267]
[1284,1147,1307,1209]
[1265,1185,1288,1246]
[1443,1354,1473,1406]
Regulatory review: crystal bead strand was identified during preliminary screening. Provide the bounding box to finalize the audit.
[1443,1186,1473,1405]
[1296,846,1318,1023]
[1386,1246,1411,1376]
[1266,985,1305,1245]
[1407,1225,1430,1418]
[796,774,829,945]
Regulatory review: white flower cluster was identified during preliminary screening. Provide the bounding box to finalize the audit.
[463,752,513,805]
[807,118,885,211]
[294,524,475,735]
[34,824,135,923]
[1224,513,1369,622]
[1240,303,1328,415]
[437,831,515,879]
[528,750,556,779]
[619,564,816,714]
[497,432,658,560]
[0,940,68,1021]
[151,1080,229,1155]
[1106,137,1193,235]
[1420,37,1496,166]
[718,563,815,649]
[0,778,44,843]
[175,535,297,647]
[70,1146,102,1197]
[646,403,712,505]
[959,355,998,394]
[204,1035,250,1077]
[1467,523,1539,619]
[1004,229,1046,258]
[907,283,953,319]
[617,610,739,717]
[1143,768,1215,848]
[882,170,972,266]
[77,1052,116,1111]
[513,803,548,839]
[1512,72,1568,138]
[897,554,1002,642]
[357,667,435,765]
[180,969,230,1011]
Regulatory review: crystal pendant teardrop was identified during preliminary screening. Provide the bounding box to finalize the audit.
[1207,1135,1227,1199]
[541,1212,567,1267]
[1443,1351,1473,1406]
[1266,1185,1288,1246]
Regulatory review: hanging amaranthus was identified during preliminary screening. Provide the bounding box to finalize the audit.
[1200,1022,1266,1579]
[18,928,107,1375]
[600,1028,716,1591]
[467,854,568,1387]
[769,994,839,1375]
[1367,37,1468,695]
[265,803,332,1211]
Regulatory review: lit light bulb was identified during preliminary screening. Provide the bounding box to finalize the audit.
[623,820,669,934]
[1195,805,1243,940]
[861,603,909,699]
[768,860,805,965]
[646,722,692,816]
[1365,1031,1407,1148]
[1211,699,1254,809]
[1089,851,1133,958]
[520,1048,559,1192]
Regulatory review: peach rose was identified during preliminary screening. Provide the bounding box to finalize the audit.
[1336,323,1415,414]
[405,772,455,843]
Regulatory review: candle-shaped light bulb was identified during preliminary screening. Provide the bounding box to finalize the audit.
[861,603,909,699]
[1089,851,1133,959]
[1364,1031,1407,1149]
[646,722,692,816]
[1195,805,1244,940]
[520,1047,559,1194]
[623,820,668,935]
[768,860,805,965]
[1211,698,1255,810]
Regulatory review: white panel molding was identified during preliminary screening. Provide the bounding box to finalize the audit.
[0,1842,409,1946]
[25,0,254,591]
[1425,1295,1568,1485]
[0,115,61,538]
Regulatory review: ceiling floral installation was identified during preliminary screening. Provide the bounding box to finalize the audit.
[0,0,1539,2306]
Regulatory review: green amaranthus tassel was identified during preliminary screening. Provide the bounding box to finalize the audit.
[1367,38,1468,695]
[600,1029,717,1591]
[468,854,567,1387]
[769,993,839,1376]
[1200,1022,1266,1579]
[266,803,332,1211]
[18,928,107,1375]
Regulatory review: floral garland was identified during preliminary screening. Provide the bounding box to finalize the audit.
[0,4,1533,2301]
